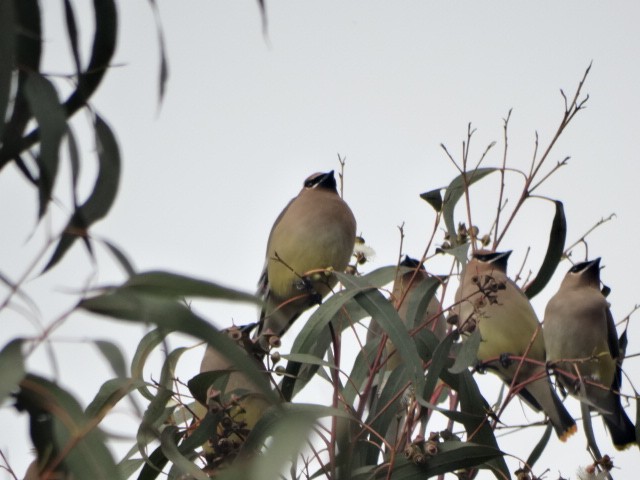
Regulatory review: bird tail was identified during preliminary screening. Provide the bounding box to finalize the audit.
[524,376,577,441]
[602,404,636,450]
[546,384,578,441]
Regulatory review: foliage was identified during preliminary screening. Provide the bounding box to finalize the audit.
[0,2,636,480]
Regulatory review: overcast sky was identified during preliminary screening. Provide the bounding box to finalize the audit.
[2,1,640,478]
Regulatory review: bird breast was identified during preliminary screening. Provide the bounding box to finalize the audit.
[266,192,356,298]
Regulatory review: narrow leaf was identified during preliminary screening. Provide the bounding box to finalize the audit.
[448,328,481,374]
[442,168,498,244]
[380,441,503,479]
[80,291,275,403]
[121,270,259,304]
[85,377,143,419]
[24,72,67,218]
[16,374,119,479]
[94,340,128,377]
[525,423,552,468]
[99,237,136,276]
[0,339,26,403]
[0,0,15,141]
[43,115,121,272]
[422,332,456,402]
[63,0,82,75]
[65,126,81,207]
[0,0,41,168]
[64,0,117,115]
[147,0,169,104]
[403,275,442,330]
[159,426,209,480]
[337,272,425,394]
[524,200,567,299]
[131,328,168,401]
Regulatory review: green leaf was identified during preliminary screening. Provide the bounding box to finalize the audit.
[370,441,503,479]
[524,200,567,299]
[442,168,498,244]
[85,377,143,419]
[437,370,509,478]
[342,338,384,407]
[94,339,128,377]
[0,0,116,166]
[148,0,169,104]
[281,289,362,401]
[0,339,26,404]
[337,272,425,395]
[117,458,145,479]
[66,126,81,207]
[99,238,136,276]
[80,291,275,404]
[0,0,41,169]
[240,403,351,460]
[136,386,174,463]
[364,364,410,464]
[403,275,442,330]
[525,423,552,468]
[420,188,443,212]
[448,328,481,374]
[120,270,259,304]
[63,0,82,76]
[84,115,121,221]
[279,352,336,370]
[187,370,234,405]
[131,329,168,401]
[159,426,209,480]
[422,331,456,402]
[23,72,67,218]
[16,374,119,479]
[136,441,168,480]
[280,267,402,401]
[579,386,603,459]
[63,0,117,115]
[438,242,470,266]
[43,115,121,272]
[0,0,15,142]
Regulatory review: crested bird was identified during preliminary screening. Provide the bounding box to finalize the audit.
[367,255,446,447]
[454,250,576,441]
[198,325,273,464]
[543,258,636,450]
[255,170,356,350]
[368,255,446,372]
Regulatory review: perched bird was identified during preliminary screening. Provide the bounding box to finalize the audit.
[368,255,446,371]
[543,258,636,449]
[255,170,356,349]
[454,250,576,441]
[367,256,446,447]
[199,325,273,463]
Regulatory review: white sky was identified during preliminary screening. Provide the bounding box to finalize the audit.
[2,1,640,478]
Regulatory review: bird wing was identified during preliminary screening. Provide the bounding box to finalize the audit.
[605,307,623,393]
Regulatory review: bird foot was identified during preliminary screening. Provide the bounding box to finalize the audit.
[499,353,512,369]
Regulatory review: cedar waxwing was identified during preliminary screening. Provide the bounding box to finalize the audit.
[367,256,446,447]
[198,326,273,464]
[454,250,576,441]
[368,255,446,372]
[543,258,636,450]
[255,170,357,350]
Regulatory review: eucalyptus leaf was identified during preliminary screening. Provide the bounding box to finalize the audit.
[15,374,119,479]
[524,200,566,299]
[449,328,481,374]
[442,167,498,244]
[0,339,26,404]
